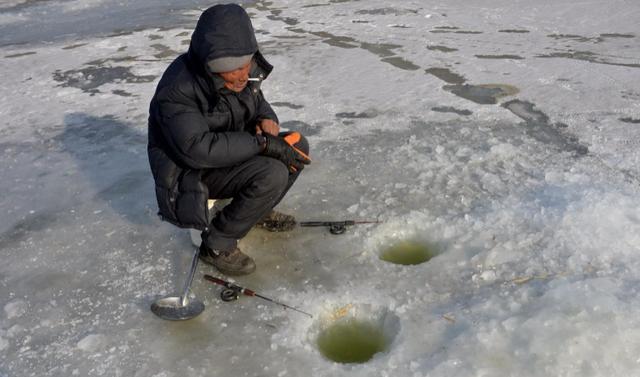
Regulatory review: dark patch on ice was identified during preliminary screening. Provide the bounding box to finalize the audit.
[499,29,530,34]
[117,46,128,52]
[109,29,136,37]
[427,45,458,53]
[53,66,156,93]
[600,33,635,39]
[434,26,459,30]
[148,34,163,40]
[335,111,377,119]
[84,56,139,66]
[292,28,419,71]
[150,43,180,59]
[389,24,411,28]
[502,99,588,155]
[475,54,524,60]
[112,89,134,97]
[355,8,418,16]
[536,50,640,68]
[620,117,640,124]
[307,31,359,48]
[271,102,304,109]
[280,120,320,136]
[62,43,88,50]
[443,84,519,105]
[0,211,58,250]
[0,0,47,12]
[251,1,299,26]
[431,29,482,34]
[425,68,466,84]
[4,51,36,58]
[547,34,604,43]
[302,3,330,7]
[175,31,190,37]
[360,42,403,57]
[267,15,299,25]
[432,106,472,116]
[273,34,307,40]
[381,56,420,71]
[622,90,640,101]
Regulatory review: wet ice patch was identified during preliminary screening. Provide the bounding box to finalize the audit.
[502,99,588,155]
[53,66,156,93]
[443,84,519,105]
[425,67,467,84]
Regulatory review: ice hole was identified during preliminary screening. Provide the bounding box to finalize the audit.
[379,240,436,265]
[312,304,399,364]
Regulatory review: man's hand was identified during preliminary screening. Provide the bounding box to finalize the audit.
[256,119,280,136]
[261,133,311,172]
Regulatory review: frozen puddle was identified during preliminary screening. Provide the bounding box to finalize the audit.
[310,304,399,364]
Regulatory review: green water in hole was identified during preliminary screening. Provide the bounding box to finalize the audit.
[317,319,388,363]
[380,241,435,265]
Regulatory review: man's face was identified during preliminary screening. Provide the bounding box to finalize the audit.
[218,61,252,92]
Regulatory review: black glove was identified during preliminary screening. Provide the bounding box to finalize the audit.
[261,133,311,172]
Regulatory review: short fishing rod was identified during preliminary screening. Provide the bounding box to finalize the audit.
[203,275,313,318]
[299,219,382,234]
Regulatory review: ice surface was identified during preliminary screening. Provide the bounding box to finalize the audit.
[1,0,640,376]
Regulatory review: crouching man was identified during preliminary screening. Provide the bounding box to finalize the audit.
[147,4,310,276]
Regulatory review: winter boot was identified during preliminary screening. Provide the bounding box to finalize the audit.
[199,244,256,276]
[256,210,297,232]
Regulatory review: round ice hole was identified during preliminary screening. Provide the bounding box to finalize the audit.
[313,304,399,364]
[379,240,436,265]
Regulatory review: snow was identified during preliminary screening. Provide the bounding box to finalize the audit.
[1,0,640,376]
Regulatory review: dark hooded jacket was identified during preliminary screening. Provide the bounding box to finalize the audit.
[148,4,278,230]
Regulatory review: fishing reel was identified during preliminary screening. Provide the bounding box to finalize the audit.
[220,287,240,302]
[329,224,347,234]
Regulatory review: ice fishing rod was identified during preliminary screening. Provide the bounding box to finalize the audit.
[299,219,382,234]
[203,275,313,318]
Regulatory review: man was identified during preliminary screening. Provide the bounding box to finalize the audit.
[147,4,310,276]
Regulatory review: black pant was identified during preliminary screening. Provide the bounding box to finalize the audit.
[201,133,309,252]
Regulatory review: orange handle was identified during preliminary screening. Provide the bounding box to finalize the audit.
[283,132,311,162]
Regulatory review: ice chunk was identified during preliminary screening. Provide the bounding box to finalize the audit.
[77,334,106,352]
[4,299,27,319]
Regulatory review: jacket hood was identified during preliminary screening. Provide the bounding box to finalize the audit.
[189,4,258,71]
[186,4,273,103]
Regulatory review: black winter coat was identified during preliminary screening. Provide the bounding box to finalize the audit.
[147,4,278,230]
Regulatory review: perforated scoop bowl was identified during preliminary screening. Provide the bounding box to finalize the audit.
[151,247,204,321]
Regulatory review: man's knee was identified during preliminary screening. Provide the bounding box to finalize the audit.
[253,156,289,194]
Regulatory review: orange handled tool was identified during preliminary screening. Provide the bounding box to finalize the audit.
[283,132,311,162]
